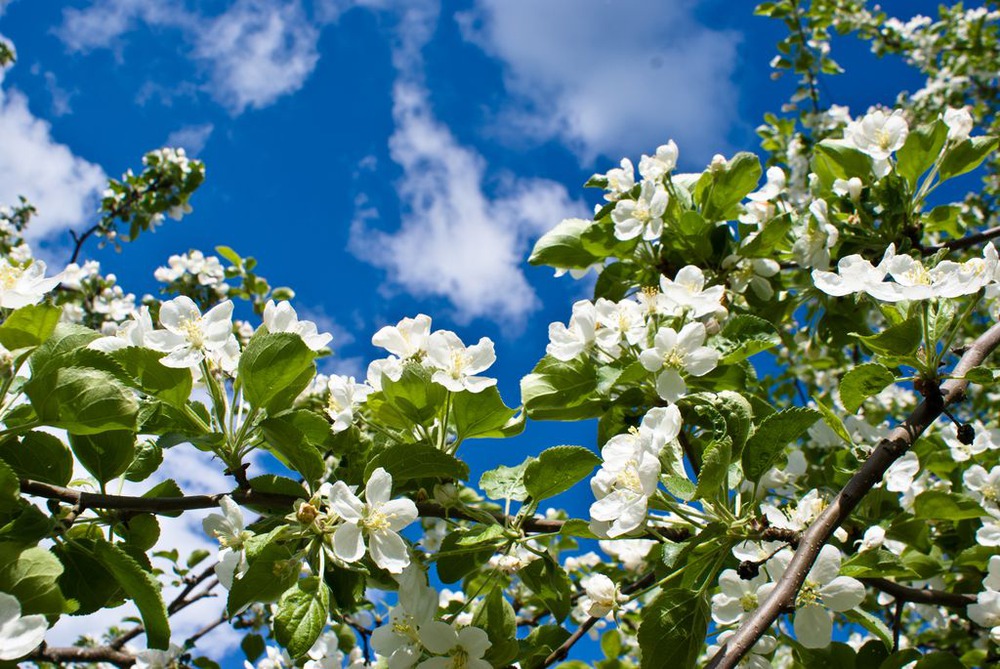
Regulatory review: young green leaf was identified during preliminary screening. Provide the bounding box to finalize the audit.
[523,445,600,502]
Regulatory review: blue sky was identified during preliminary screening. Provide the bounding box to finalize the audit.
[0,0,961,658]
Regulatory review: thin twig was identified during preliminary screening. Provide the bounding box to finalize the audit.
[540,571,656,667]
[921,225,1000,255]
[707,320,1000,668]
[110,567,219,649]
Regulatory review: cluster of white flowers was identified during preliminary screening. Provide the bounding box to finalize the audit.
[367,314,497,394]
[589,405,683,538]
[711,544,864,654]
[154,250,228,295]
[370,565,492,668]
[594,141,678,242]
[547,266,724,404]
[813,242,999,302]
[58,260,139,334]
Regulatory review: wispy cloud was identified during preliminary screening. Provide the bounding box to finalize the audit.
[194,0,320,114]
[165,123,215,156]
[0,72,105,241]
[457,0,741,164]
[57,0,320,115]
[347,0,584,327]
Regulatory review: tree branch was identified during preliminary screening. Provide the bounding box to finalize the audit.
[25,643,136,667]
[20,480,692,541]
[861,577,977,608]
[707,319,1000,669]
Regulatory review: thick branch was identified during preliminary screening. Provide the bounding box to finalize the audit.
[707,320,1000,669]
[861,577,977,608]
[20,480,691,541]
[26,643,135,667]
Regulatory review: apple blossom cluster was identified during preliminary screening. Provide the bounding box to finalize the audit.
[547,265,724,405]
[367,314,498,394]
[58,260,138,334]
[812,242,1000,301]
[969,556,1000,644]
[588,405,683,538]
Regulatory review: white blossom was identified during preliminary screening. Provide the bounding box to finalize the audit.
[943,107,974,141]
[639,322,720,403]
[416,622,491,669]
[372,314,432,360]
[547,300,597,361]
[846,109,909,161]
[425,331,497,393]
[326,467,418,573]
[262,300,332,351]
[0,258,61,309]
[580,574,623,619]
[326,375,372,433]
[146,297,238,371]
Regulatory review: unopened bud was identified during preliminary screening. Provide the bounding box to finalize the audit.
[296,502,319,525]
[737,560,760,580]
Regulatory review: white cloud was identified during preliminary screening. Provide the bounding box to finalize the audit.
[56,0,189,54]
[194,0,320,114]
[57,0,320,115]
[350,81,582,326]
[0,73,106,241]
[165,123,214,156]
[457,0,741,164]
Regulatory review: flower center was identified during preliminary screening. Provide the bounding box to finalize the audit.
[449,350,468,379]
[180,318,205,348]
[448,647,470,669]
[875,128,893,151]
[663,348,685,369]
[797,580,820,607]
[0,262,23,290]
[363,508,391,532]
[981,483,998,503]
[391,615,420,644]
[740,592,758,612]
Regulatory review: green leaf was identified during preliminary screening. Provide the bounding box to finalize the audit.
[228,529,300,614]
[378,362,447,427]
[26,365,138,434]
[813,140,872,183]
[125,440,163,483]
[700,152,762,221]
[472,587,519,666]
[239,332,316,413]
[520,556,572,622]
[529,217,603,269]
[839,363,895,414]
[0,544,73,616]
[742,407,819,483]
[0,304,61,350]
[521,355,602,421]
[366,443,468,483]
[713,391,754,455]
[451,386,522,440]
[53,539,122,614]
[841,550,918,579]
[896,119,948,189]
[739,213,793,257]
[962,366,999,384]
[479,460,530,502]
[112,347,192,408]
[261,415,327,487]
[716,315,780,364]
[69,431,137,485]
[519,624,570,669]
[29,323,100,378]
[274,577,330,659]
[694,439,731,501]
[0,431,73,486]
[436,531,494,584]
[637,588,709,669]
[939,135,999,181]
[523,445,600,502]
[93,539,170,648]
[813,396,853,446]
[913,491,985,521]
[0,459,18,514]
[853,316,922,357]
[914,652,966,669]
